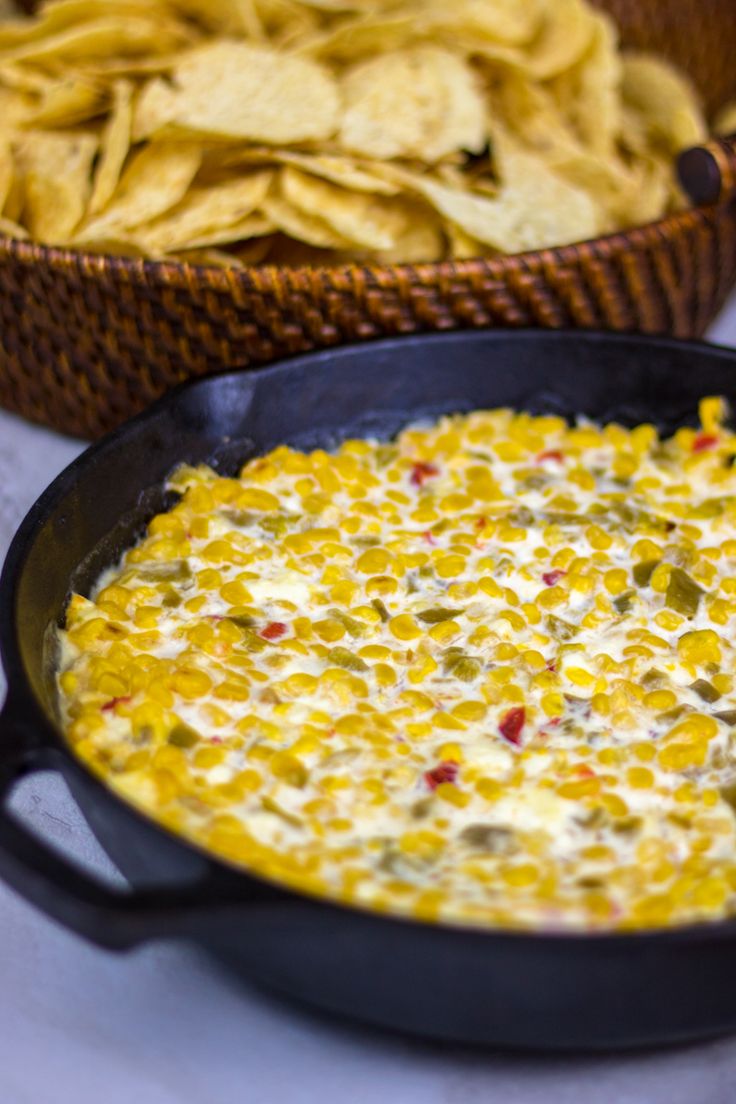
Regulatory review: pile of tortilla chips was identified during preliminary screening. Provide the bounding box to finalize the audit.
[0,0,715,266]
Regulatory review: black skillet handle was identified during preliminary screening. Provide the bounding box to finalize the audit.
[677,132,736,207]
[0,699,238,950]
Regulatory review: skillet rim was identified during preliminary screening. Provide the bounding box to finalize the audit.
[5,326,736,946]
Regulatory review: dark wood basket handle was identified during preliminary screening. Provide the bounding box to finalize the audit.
[677,134,736,206]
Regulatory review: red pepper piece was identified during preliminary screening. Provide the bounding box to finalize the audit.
[499,706,525,746]
[542,569,566,587]
[424,760,459,790]
[692,433,718,453]
[260,621,287,641]
[423,530,437,545]
[410,461,439,487]
[574,765,596,778]
[536,449,564,464]
[547,716,561,727]
[101,695,131,712]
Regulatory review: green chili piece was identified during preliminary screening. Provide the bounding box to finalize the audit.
[665,566,704,618]
[327,647,369,672]
[613,590,635,615]
[690,679,722,704]
[138,560,192,583]
[328,609,366,637]
[167,722,200,749]
[226,614,257,629]
[546,615,578,641]
[371,598,390,622]
[417,607,464,624]
[719,781,736,812]
[443,653,481,681]
[633,559,661,587]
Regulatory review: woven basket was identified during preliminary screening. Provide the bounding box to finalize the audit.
[2,0,736,439]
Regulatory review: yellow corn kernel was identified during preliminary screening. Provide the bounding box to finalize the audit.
[270,751,308,788]
[586,525,612,551]
[478,576,504,600]
[557,777,601,799]
[130,702,168,742]
[435,782,470,808]
[437,741,463,763]
[476,778,502,802]
[236,488,280,512]
[658,741,708,771]
[398,830,444,859]
[644,689,677,712]
[374,663,397,688]
[220,580,253,606]
[604,568,629,595]
[627,766,654,789]
[708,598,731,626]
[428,620,462,645]
[355,548,391,574]
[171,666,213,700]
[388,614,422,642]
[599,792,629,817]
[653,610,683,632]
[650,563,673,593]
[540,692,564,717]
[632,741,656,762]
[591,693,611,716]
[59,670,78,695]
[502,863,539,887]
[188,517,210,540]
[365,575,399,597]
[699,396,726,433]
[407,656,438,684]
[280,673,318,697]
[359,644,391,661]
[677,630,722,666]
[313,618,346,643]
[452,700,487,722]
[434,554,465,579]
[566,667,596,689]
[194,746,227,769]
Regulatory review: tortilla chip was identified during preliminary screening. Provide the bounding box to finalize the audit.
[0,215,29,239]
[379,137,601,253]
[76,140,201,240]
[422,0,544,49]
[88,78,133,215]
[551,14,622,158]
[339,46,486,162]
[262,190,354,249]
[136,171,273,253]
[16,129,97,242]
[25,74,105,127]
[0,138,14,213]
[0,17,193,66]
[715,102,736,136]
[622,53,707,153]
[135,41,339,145]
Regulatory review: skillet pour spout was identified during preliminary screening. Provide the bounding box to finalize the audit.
[4,330,736,1049]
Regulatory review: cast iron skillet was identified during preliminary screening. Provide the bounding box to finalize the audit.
[4,330,736,1051]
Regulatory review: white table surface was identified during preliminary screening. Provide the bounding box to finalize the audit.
[3,304,736,1104]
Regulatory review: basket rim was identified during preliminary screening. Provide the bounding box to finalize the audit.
[0,195,724,288]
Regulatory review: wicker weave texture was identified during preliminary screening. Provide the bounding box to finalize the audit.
[1,0,736,438]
